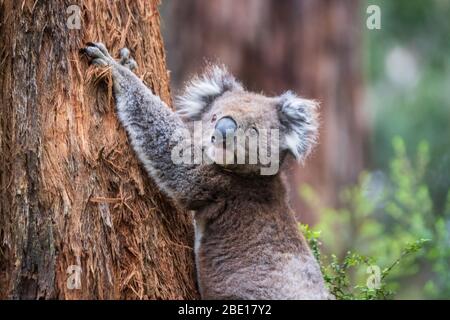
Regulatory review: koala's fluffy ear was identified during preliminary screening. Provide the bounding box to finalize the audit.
[176,65,243,121]
[277,91,320,161]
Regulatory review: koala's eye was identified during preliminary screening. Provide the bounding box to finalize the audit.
[249,127,258,136]
[211,114,217,123]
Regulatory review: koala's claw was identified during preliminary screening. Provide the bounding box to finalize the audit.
[81,42,114,67]
[119,47,138,71]
[119,48,130,60]
[86,42,111,58]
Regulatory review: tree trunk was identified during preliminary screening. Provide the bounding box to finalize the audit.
[162,0,367,223]
[0,0,198,299]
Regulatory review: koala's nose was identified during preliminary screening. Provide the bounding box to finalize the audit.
[212,117,237,144]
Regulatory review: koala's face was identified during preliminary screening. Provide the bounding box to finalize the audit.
[176,66,319,176]
[200,92,282,175]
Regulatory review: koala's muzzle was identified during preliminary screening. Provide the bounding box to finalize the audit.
[211,117,237,145]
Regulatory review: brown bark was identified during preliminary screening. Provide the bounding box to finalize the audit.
[162,0,367,223]
[0,0,198,299]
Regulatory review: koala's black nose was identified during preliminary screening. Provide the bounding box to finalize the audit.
[212,117,237,144]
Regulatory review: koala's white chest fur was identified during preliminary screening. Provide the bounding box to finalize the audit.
[193,214,206,295]
[193,214,205,259]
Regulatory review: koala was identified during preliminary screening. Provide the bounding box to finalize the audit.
[81,42,332,300]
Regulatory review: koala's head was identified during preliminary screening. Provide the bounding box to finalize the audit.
[176,65,319,176]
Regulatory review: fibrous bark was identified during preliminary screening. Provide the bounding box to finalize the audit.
[0,0,198,299]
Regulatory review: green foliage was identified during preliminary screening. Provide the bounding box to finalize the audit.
[300,224,428,300]
[301,138,450,299]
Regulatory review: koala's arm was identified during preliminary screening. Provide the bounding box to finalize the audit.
[82,43,213,209]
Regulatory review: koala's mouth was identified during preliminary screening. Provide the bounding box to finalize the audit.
[210,135,231,150]
[206,142,237,166]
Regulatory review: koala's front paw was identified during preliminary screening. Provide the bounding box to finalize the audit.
[81,42,138,72]
[119,48,138,71]
[81,42,115,67]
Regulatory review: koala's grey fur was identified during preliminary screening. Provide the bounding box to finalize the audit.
[82,42,332,300]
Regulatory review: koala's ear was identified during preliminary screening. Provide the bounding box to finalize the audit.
[277,91,320,161]
[175,65,243,121]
